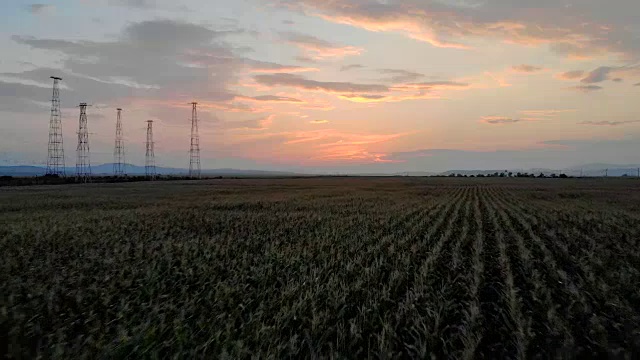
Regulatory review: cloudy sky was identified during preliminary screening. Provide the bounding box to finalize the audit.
[1,0,640,173]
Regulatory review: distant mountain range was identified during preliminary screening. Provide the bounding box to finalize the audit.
[0,163,299,177]
[1,163,640,177]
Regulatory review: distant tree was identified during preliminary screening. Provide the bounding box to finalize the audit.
[508,172,513,177]
[493,172,499,177]
[477,174,484,178]
[538,172,545,178]
[499,172,505,178]
[470,175,475,178]
[551,173,557,178]
[559,173,568,178]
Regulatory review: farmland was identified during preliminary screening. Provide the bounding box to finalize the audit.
[1,177,640,358]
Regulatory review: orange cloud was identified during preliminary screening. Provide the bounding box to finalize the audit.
[280,31,363,59]
[315,13,470,50]
[277,0,639,59]
[228,114,275,131]
[310,120,329,124]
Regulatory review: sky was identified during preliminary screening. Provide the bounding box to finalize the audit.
[1,0,640,173]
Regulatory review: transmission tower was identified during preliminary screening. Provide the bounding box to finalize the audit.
[189,102,201,178]
[46,76,65,176]
[145,120,156,179]
[113,108,125,176]
[75,103,91,182]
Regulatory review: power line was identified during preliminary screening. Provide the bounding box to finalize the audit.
[189,102,201,179]
[145,120,156,180]
[76,103,91,182]
[113,108,125,176]
[46,76,65,176]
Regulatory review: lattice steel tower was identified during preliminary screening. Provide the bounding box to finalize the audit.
[189,102,201,178]
[113,108,125,176]
[46,76,65,176]
[145,120,156,179]
[76,103,91,182]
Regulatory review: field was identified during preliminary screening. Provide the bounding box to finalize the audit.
[2,177,640,358]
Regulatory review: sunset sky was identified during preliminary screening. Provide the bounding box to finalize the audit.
[1,0,639,173]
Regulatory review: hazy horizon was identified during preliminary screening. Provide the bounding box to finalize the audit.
[2,0,640,173]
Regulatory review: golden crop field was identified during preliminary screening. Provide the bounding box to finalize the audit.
[1,178,639,358]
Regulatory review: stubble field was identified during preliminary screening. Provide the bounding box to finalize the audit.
[1,177,640,358]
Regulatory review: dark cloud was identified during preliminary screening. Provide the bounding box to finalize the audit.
[556,70,585,80]
[244,60,317,73]
[480,116,522,125]
[5,18,307,130]
[392,81,469,90]
[612,78,623,82]
[339,94,387,100]
[180,51,316,74]
[253,73,389,93]
[8,19,262,112]
[237,95,303,103]
[579,120,640,126]
[295,56,317,63]
[378,69,425,82]
[340,64,365,72]
[27,4,54,14]
[511,65,543,73]
[108,0,156,8]
[0,68,136,113]
[571,85,604,92]
[0,81,51,113]
[635,82,640,86]
[581,67,614,83]
[11,19,239,95]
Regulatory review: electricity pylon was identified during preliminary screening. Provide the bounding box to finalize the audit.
[46,76,65,176]
[189,102,201,178]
